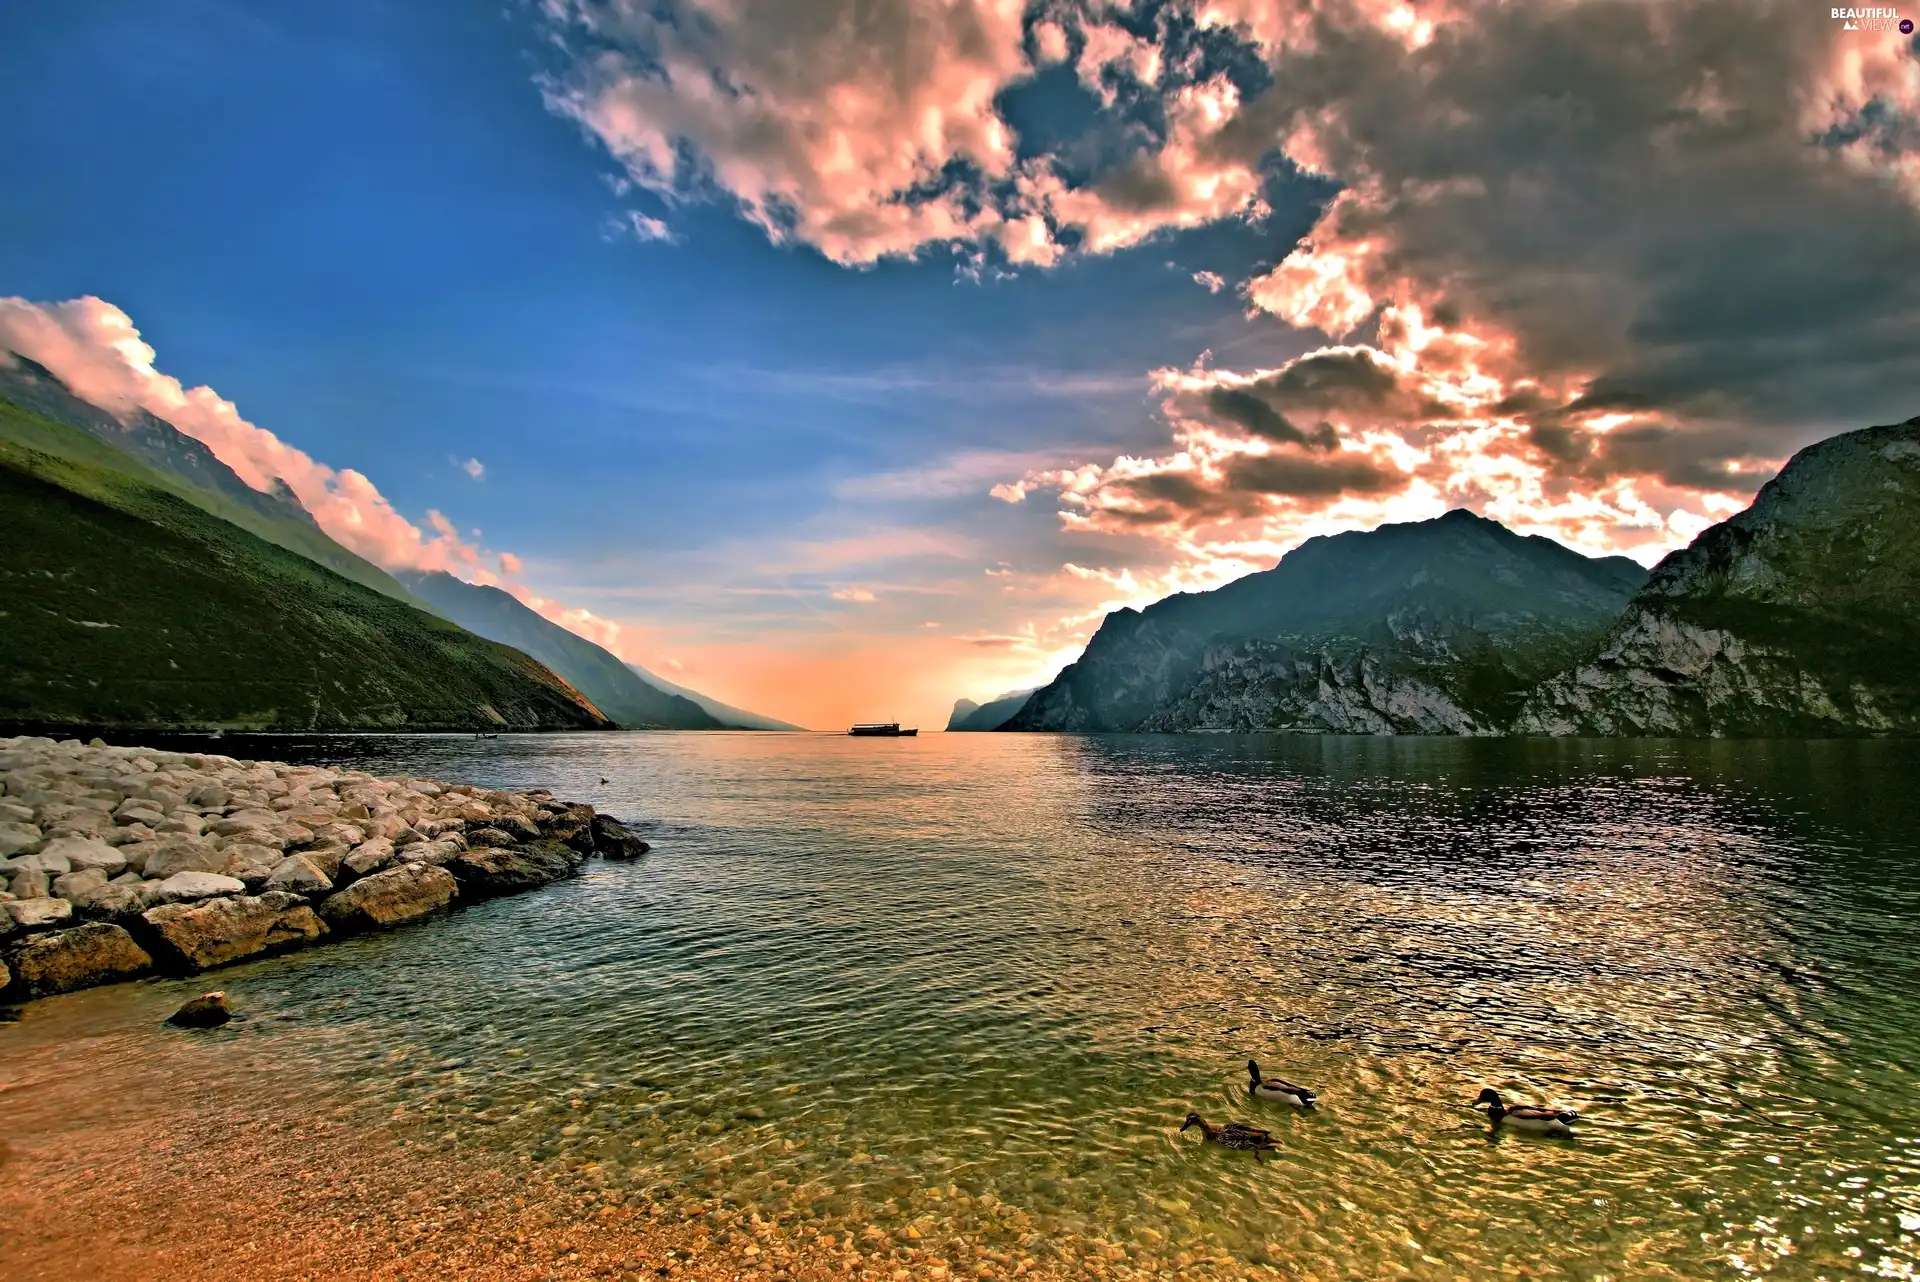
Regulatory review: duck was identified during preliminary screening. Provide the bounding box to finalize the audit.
[1474,1088,1577,1136]
[1247,1059,1317,1108]
[1180,1112,1278,1160]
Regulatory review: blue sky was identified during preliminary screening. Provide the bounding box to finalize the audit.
[4,0,1916,728]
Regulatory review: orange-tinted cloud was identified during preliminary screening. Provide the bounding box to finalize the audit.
[0,295,510,582]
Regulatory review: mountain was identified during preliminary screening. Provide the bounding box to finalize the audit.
[1006,510,1648,735]
[1518,416,1920,736]
[396,571,722,730]
[623,662,804,731]
[0,404,612,732]
[0,352,427,608]
[947,688,1035,731]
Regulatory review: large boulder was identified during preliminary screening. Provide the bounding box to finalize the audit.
[150,872,246,905]
[9,850,72,877]
[392,838,463,868]
[300,845,348,881]
[6,923,152,996]
[6,897,73,931]
[541,804,598,855]
[73,882,146,922]
[0,823,41,857]
[41,835,127,875]
[142,892,327,971]
[448,841,579,899]
[143,837,225,879]
[264,854,332,895]
[590,814,651,860]
[319,863,457,933]
[51,867,109,901]
[9,869,49,901]
[340,838,393,880]
[219,842,281,888]
[210,808,281,837]
[490,814,541,843]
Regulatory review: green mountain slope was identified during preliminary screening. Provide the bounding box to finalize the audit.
[1518,416,1920,736]
[1007,510,1648,735]
[0,353,428,609]
[0,416,613,733]
[623,662,803,731]
[398,571,722,729]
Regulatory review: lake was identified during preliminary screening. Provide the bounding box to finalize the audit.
[6,731,1919,1279]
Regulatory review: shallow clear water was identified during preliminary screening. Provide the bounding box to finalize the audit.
[13,732,1920,1278]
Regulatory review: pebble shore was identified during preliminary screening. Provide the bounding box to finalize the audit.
[0,735,646,1003]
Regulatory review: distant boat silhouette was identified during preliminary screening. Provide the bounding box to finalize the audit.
[848,722,918,737]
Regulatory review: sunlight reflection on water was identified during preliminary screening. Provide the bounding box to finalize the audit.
[9,732,1920,1278]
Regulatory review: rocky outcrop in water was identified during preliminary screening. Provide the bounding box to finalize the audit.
[0,735,654,1002]
[1517,417,1920,736]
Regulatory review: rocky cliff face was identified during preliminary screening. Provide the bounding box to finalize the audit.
[1516,417,1920,736]
[1138,642,1488,735]
[1008,510,1646,734]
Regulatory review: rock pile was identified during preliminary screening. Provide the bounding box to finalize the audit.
[0,736,649,1002]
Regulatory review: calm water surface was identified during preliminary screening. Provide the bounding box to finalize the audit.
[11,732,1920,1279]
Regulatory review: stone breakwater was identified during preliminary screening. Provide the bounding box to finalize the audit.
[0,736,648,1003]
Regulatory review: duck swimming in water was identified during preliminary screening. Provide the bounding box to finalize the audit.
[1181,1112,1278,1160]
[1247,1059,1317,1108]
[1475,1088,1578,1136]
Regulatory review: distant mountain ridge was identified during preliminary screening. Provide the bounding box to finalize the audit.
[1007,510,1649,735]
[1518,415,1920,736]
[397,571,723,730]
[947,688,1035,731]
[0,352,426,608]
[624,662,804,731]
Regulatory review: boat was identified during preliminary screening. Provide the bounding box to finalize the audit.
[848,723,918,737]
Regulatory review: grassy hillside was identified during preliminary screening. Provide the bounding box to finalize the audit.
[0,356,430,609]
[0,420,613,732]
[398,570,721,729]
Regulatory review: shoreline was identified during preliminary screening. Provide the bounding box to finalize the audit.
[0,735,647,1005]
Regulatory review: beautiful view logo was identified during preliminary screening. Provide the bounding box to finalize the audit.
[1832,6,1909,30]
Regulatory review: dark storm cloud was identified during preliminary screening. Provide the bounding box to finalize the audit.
[1226,0,1920,472]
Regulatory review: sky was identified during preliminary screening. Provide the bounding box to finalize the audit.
[1,0,1917,731]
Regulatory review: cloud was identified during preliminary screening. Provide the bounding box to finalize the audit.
[601,209,675,243]
[1192,270,1226,293]
[831,587,877,602]
[461,457,486,480]
[962,1,1919,578]
[537,0,1270,267]
[0,295,510,581]
[0,295,703,684]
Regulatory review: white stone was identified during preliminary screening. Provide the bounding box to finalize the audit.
[39,835,127,875]
[0,823,41,857]
[53,867,109,901]
[150,872,246,905]
[9,850,72,876]
[143,838,225,879]
[6,897,73,930]
[265,854,333,895]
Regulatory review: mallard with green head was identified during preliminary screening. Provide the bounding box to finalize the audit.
[1474,1088,1577,1136]
[1181,1112,1278,1160]
[1247,1059,1317,1108]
